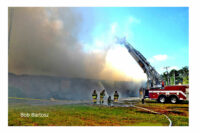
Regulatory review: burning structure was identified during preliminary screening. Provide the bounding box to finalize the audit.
[9,73,145,100]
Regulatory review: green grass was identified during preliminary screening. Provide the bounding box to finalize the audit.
[137,100,189,126]
[8,99,188,126]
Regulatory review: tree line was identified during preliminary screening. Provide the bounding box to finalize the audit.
[161,66,189,85]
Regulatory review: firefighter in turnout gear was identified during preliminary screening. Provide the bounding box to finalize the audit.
[107,96,112,106]
[139,88,144,98]
[100,90,105,104]
[92,90,97,104]
[114,91,119,102]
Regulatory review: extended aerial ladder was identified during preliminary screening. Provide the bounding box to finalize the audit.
[116,37,188,103]
[116,37,163,90]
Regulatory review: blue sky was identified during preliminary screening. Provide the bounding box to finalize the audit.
[75,7,189,73]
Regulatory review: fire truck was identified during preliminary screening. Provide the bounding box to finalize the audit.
[117,37,189,104]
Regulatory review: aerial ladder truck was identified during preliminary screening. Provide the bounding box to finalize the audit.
[116,37,188,104]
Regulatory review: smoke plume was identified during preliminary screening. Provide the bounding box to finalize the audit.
[9,7,146,82]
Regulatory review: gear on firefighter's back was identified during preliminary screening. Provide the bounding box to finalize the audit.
[114,91,119,102]
[92,90,97,104]
[100,90,105,104]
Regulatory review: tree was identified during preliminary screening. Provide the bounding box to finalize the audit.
[161,72,169,85]
[161,66,189,85]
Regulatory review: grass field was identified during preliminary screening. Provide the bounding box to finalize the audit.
[8,99,188,126]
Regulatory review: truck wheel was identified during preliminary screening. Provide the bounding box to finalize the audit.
[158,95,166,103]
[170,96,179,104]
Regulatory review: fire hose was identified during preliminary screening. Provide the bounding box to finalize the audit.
[131,104,172,126]
[114,102,172,126]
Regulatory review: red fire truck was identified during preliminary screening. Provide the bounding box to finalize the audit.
[145,85,189,103]
[117,37,189,103]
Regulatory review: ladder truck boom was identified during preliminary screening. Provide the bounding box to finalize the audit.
[116,37,162,89]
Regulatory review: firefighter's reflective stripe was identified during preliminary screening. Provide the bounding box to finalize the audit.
[92,95,97,99]
[93,99,97,102]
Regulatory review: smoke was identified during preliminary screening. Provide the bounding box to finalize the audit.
[8,7,146,82]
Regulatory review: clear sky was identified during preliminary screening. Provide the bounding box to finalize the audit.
[75,7,189,73]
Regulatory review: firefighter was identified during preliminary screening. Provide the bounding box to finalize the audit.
[113,91,119,102]
[139,88,145,104]
[139,88,144,98]
[92,90,97,104]
[100,90,105,104]
[107,96,112,106]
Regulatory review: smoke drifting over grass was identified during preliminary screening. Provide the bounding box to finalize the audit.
[9,7,146,82]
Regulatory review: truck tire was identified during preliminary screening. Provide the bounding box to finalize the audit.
[170,95,179,104]
[158,95,166,103]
